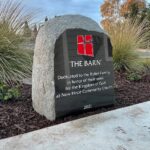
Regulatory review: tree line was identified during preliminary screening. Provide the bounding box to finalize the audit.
[100,0,150,30]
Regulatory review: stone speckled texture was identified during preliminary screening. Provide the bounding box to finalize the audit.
[0,102,150,150]
[32,15,105,120]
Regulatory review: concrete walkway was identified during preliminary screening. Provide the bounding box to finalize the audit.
[0,102,150,150]
[137,49,150,58]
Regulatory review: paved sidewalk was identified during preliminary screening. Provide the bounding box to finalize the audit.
[22,78,32,85]
[137,49,150,58]
[0,102,150,150]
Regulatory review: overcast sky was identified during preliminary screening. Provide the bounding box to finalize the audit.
[23,0,150,23]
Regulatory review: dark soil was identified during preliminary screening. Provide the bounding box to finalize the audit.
[0,72,150,139]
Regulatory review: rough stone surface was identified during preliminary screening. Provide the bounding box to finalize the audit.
[32,15,105,120]
[0,102,150,150]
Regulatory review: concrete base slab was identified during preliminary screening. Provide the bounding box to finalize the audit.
[137,49,150,58]
[0,102,150,150]
[22,78,32,85]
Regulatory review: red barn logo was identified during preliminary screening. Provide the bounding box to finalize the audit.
[77,35,94,57]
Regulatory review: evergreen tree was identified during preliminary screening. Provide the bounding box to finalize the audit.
[31,24,38,39]
[23,21,31,37]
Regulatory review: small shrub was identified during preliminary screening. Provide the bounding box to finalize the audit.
[141,58,150,75]
[0,82,20,101]
[141,58,150,71]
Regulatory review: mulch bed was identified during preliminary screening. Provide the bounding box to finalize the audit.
[0,72,150,139]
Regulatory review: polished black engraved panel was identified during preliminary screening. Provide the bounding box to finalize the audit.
[54,29,115,118]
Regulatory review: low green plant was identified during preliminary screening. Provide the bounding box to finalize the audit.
[127,72,142,81]
[0,82,20,101]
[107,19,149,72]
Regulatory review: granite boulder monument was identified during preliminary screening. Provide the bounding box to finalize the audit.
[32,15,115,121]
